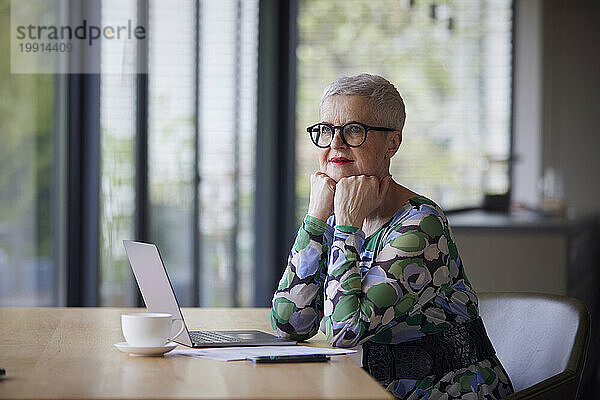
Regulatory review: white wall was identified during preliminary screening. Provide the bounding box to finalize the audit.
[513,0,600,218]
[541,0,600,218]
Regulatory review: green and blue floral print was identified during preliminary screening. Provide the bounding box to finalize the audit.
[271,195,514,399]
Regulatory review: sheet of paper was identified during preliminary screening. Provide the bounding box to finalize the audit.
[167,345,356,361]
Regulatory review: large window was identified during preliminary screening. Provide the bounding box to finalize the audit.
[147,0,197,306]
[99,0,258,307]
[99,0,137,306]
[295,0,513,220]
[1,0,511,307]
[196,0,258,307]
[0,1,65,306]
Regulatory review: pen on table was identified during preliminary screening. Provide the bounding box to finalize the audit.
[246,354,331,363]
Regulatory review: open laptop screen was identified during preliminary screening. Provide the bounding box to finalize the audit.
[123,240,193,346]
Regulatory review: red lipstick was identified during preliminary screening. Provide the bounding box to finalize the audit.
[329,157,354,165]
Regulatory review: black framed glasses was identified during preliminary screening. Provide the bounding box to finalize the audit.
[306,121,395,148]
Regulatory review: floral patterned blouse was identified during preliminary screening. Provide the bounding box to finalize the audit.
[271,195,514,399]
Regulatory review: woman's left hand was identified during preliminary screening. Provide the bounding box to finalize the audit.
[334,175,392,228]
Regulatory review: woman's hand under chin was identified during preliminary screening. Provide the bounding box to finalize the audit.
[334,175,392,228]
[307,172,337,222]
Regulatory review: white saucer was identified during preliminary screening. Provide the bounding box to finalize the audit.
[114,342,177,356]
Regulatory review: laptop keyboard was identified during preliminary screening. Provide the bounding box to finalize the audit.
[189,331,243,344]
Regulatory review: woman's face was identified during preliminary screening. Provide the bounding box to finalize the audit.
[318,95,399,182]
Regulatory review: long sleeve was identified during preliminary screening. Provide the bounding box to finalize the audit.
[321,204,476,348]
[270,215,333,341]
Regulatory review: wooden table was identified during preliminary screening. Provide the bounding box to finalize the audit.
[0,308,392,399]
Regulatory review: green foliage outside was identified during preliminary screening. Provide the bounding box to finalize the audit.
[0,0,54,258]
[295,0,504,223]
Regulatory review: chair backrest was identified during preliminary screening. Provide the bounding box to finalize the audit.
[478,292,590,400]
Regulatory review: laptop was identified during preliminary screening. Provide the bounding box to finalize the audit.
[123,240,296,348]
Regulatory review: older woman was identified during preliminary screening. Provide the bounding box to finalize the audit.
[271,74,514,399]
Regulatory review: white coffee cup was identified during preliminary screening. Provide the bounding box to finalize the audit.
[121,313,185,347]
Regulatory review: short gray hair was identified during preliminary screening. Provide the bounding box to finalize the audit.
[320,73,406,132]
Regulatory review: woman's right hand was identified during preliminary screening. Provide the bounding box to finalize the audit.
[307,172,337,222]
